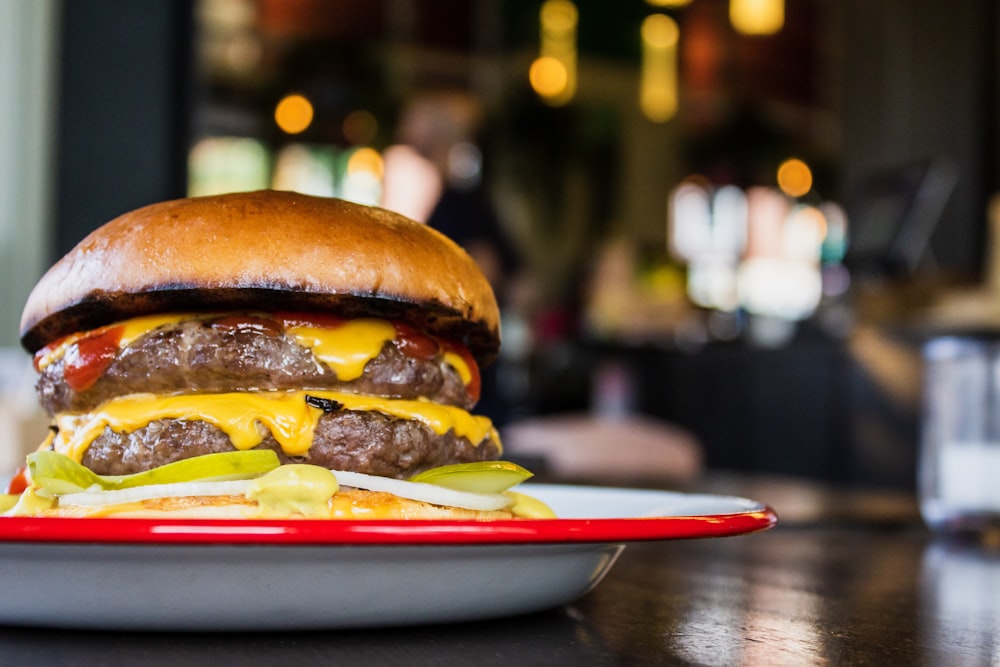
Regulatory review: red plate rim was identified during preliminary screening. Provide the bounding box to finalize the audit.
[0,508,777,546]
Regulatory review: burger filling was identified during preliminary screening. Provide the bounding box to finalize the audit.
[34,312,479,415]
[1,450,555,519]
[71,397,501,478]
[32,312,499,480]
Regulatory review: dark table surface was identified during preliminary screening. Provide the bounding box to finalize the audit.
[1,473,996,666]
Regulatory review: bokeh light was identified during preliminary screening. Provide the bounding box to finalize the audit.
[640,13,680,122]
[529,56,570,99]
[730,0,784,35]
[777,158,812,198]
[274,93,314,135]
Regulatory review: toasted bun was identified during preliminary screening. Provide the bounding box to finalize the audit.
[20,190,500,364]
[34,489,516,520]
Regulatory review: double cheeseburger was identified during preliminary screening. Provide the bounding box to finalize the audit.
[8,190,548,519]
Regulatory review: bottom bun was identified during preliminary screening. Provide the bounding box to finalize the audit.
[35,489,518,520]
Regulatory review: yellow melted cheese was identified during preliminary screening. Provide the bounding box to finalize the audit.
[443,351,472,385]
[51,390,499,464]
[286,319,396,381]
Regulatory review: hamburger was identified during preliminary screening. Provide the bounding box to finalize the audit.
[6,190,550,519]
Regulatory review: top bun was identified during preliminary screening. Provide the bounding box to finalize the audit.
[20,190,500,364]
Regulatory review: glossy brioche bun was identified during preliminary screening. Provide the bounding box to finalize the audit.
[20,190,500,364]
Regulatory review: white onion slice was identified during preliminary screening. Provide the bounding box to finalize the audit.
[331,470,511,511]
[58,480,253,507]
[55,470,512,512]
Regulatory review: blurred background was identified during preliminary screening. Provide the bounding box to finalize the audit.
[2,0,999,489]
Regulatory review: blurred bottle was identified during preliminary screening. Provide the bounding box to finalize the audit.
[920,337,1000,538]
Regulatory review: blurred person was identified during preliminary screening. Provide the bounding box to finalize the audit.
[382,90,523,425]
[383,90,519,293]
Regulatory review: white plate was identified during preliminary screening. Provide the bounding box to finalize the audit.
[0,485,775,630]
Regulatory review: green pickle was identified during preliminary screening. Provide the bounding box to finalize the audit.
[504,491,557,519]
[28,449,282,495]
[13,451,558,519]
[0,494,22,513]
[407,461,533,494]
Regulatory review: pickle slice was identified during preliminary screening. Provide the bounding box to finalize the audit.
[0,494,21,513]
[28,450,281,496]
[28,451,104,494]
[503,491,557,519]
[407,461,533,494]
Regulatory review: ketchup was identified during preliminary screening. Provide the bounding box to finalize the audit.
[63,325,125,392]
[392,322,439,360]
[5,465,28,495]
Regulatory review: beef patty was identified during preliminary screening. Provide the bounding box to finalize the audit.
[36,317,473,415]
[80,409,501,478]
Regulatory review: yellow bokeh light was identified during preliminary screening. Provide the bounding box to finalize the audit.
[642,13,679,48]
[534,0,577,106]
[730,0,784,35]
[275,93,314,135]
[646,0,692,6]
[529,56,570,99]
[346,147,384,180]
[541,0,578,35]
[777,158,812,197]
[641,88,677,123]
[640,14,679,122]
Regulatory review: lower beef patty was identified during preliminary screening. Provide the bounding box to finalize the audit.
[37,318,473,415]
[80,409,501,478]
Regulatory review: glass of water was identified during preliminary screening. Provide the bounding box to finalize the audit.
[921,336,1000,536]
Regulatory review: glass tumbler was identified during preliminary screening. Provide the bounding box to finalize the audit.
[921,336,1000,535]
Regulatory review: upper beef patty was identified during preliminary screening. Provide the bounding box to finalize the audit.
[36,316,474,416]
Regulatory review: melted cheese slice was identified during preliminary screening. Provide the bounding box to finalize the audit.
[51,390,499,464]
[36,313,474,389]
[443,351,472,385]
[286,319,396,381]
